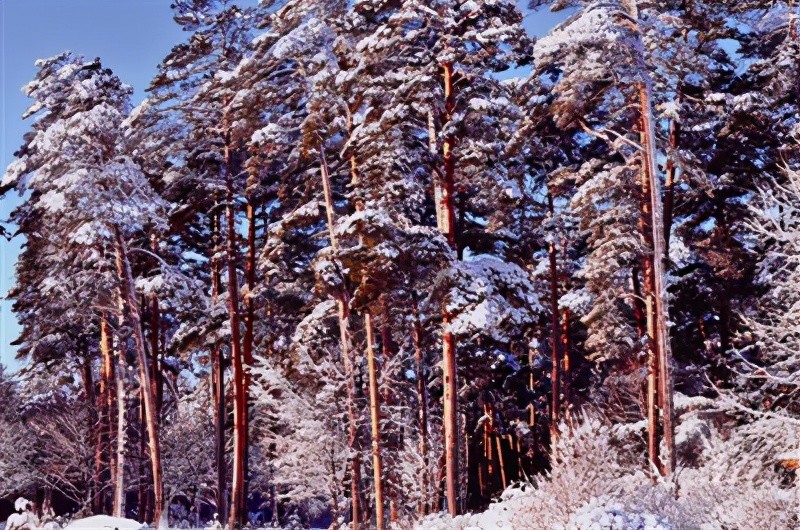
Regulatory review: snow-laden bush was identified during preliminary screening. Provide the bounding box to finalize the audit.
[417,409,797,530]
[568,497,672,530]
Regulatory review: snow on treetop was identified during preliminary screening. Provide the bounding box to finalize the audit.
[444,253,542,341]
[534,4,620,63]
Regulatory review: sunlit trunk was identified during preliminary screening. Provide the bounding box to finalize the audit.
[97,316,114,514]
[364,312,385,530]
[622,0,675,476]
[319,146,361,529]
[219,127,249,529]
[242,199,257,510]
[113,228,165,526]
[112,308,126,519]
[437,61,459,516]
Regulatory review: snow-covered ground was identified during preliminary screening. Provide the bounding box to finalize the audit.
[63,516,145,530]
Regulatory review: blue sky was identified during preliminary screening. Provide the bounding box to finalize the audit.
[1,0,183,369]
[0,1,568,370]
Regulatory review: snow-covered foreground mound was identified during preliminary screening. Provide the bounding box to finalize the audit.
[416,399,797,530]
[63,516,145,530]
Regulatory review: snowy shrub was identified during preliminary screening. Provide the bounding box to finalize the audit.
[674,414,797,530]
[567,497,673,530]
[501,416,654,529]
[417,412,797,530]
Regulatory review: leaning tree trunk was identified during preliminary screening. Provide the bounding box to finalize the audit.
[625,0,676,477]
[319,146,362,530]
[349,141,386,530]
[113,228,165,527]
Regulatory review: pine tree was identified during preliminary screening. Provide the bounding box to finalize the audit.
[127,2,256,524]
[2,53,170,526]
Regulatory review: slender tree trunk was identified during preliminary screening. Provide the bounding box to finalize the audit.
[138,389,148,522]
[113,372,126,517]
[411,302,429,516]
[528,346,536,430]
[483,402,493,496]
[213,340,227,520]
[547,193,561,446]
[561,308,572,422]
[210,210,227,523]
[495,436,507,491]
[364,313,385,530]
[623,0,675,476]
[319,146,361,530]
[81,351,98,513]
[349,143,386,529]
[441,329,458,514]
[436,61,460,516]
[103,316,117,515]
[223,140,248,530]
[639,80,675,478]
[113,228,165,527]
[112,307,127,519]
[149,236,163,421]
[242,199,257,513]
[638,159,661,476]
[97,316,114,514]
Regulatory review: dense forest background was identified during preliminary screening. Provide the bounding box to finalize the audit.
[1,0,798,529]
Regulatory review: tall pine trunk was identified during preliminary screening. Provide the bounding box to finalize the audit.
[364,313,385,530]
[547,193,561,446]
[97,315,115,514]
[242,199,257,514]
[224,156,248,529]
[113,228,165,527]
[112,307,127,519]
[437,61,459,516]
[210,210,228,523]
[639,75,676,478]
[349,142,386,529]
[626,0,676,476]
[319,146,361,529]
[81,352,98,513]
[411,301,429,516]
